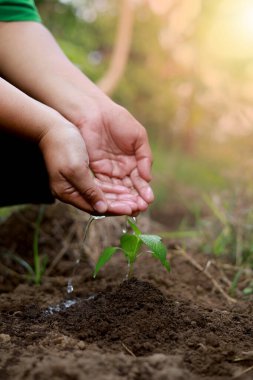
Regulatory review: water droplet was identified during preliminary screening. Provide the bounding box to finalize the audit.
[43,295,96,316]
[86,294,96,301]
[122,228,127,233]
[125,261,131,280]
[67,280,74,294]
[64,299,77,308]
[92,215,106,220]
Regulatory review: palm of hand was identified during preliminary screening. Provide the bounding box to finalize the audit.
[79,112,153,214]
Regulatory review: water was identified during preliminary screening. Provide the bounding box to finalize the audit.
[126,261,131,280]
[67,214,136,293]
[44,299,78,315]
[66,280,74,294]
[44,294,97,316]
[66,215,105,295]
[122,216,137,234]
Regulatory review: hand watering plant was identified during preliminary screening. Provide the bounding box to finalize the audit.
[94,218,170,278]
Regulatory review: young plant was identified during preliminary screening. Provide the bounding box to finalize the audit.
[4,205,47,285]
[94,218,170,278]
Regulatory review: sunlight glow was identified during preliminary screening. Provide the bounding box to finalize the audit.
[206,0,253,60]
[148,0,173,15]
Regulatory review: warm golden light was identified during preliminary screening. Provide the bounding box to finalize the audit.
[205,0,253,60]
[147,0,173,15]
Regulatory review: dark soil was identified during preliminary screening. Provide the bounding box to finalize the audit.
[1,204,253,380]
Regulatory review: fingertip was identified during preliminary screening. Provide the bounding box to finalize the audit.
[137,197,149,211]
[94,201,108,213]
[143,187,154,203]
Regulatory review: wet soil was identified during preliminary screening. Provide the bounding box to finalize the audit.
[1,204,253,380]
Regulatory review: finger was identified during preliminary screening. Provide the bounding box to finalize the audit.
[94,178,130,194]
[137,196,149,211]
[53,188,94,213]
[135,127,153,181]
[65,164,108,214]
[137,157,153,182]
[107,201,135,216]
[130,168,154,204]
[105,193,138,201]
[122,176,134,189]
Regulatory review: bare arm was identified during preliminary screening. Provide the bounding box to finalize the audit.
[0,21,154,212]
[0,77,109,214]
[0,22,104,125]
[0,76,65,140]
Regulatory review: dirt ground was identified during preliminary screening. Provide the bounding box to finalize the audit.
[1,204,253,380]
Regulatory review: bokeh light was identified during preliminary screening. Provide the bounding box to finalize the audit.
[205,0,253,60]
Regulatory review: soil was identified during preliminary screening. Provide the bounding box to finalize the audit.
[1,204,253,380]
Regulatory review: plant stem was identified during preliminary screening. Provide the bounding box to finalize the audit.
[127,261,134,279]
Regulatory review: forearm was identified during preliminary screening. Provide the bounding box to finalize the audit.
[0,77,68,141]
[0,22,110,125]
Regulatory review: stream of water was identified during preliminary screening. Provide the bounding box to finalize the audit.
[44,215,138,315]
[66,215,105,295]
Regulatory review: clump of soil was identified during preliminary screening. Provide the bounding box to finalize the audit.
[1,204,253,380]
[1,278,253,379]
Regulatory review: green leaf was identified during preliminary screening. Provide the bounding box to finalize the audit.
[229,269,242,297]
[120,234,142,263]
[140,234,170,272]
[4,252,34,276]
[93,247,118,278]
[40,255,48,276]
[202,194,228,227]
[243,287,253,296]
[213,228,231,256]
[127,218,142,236]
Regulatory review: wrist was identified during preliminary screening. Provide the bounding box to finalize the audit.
[45,77,113,127]
[38,119,79,151]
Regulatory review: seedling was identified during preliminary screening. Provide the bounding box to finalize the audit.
[4,205,47,285]
[94,218,170,278]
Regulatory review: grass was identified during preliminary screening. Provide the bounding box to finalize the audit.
[152,145,228,190]
[2,205,47,285]
[150,143,253,296]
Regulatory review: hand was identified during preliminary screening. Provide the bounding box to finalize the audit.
[39,122,141,215]
[76,100,154,215]
[39,123,105,213]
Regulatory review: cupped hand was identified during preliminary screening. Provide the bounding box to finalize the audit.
[39,122,142,215]
[76,102,154,215]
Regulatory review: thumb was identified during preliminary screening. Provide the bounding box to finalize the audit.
[68,164,108,214]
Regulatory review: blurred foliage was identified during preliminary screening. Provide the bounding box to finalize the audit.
[37,0,253,153]
[200,192,253,267]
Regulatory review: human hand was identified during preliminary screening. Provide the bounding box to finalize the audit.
[39,122,140,215]
[75,99,154,215]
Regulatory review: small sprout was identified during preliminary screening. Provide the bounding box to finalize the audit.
[94,218,170,278]
[4,205,47,285]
